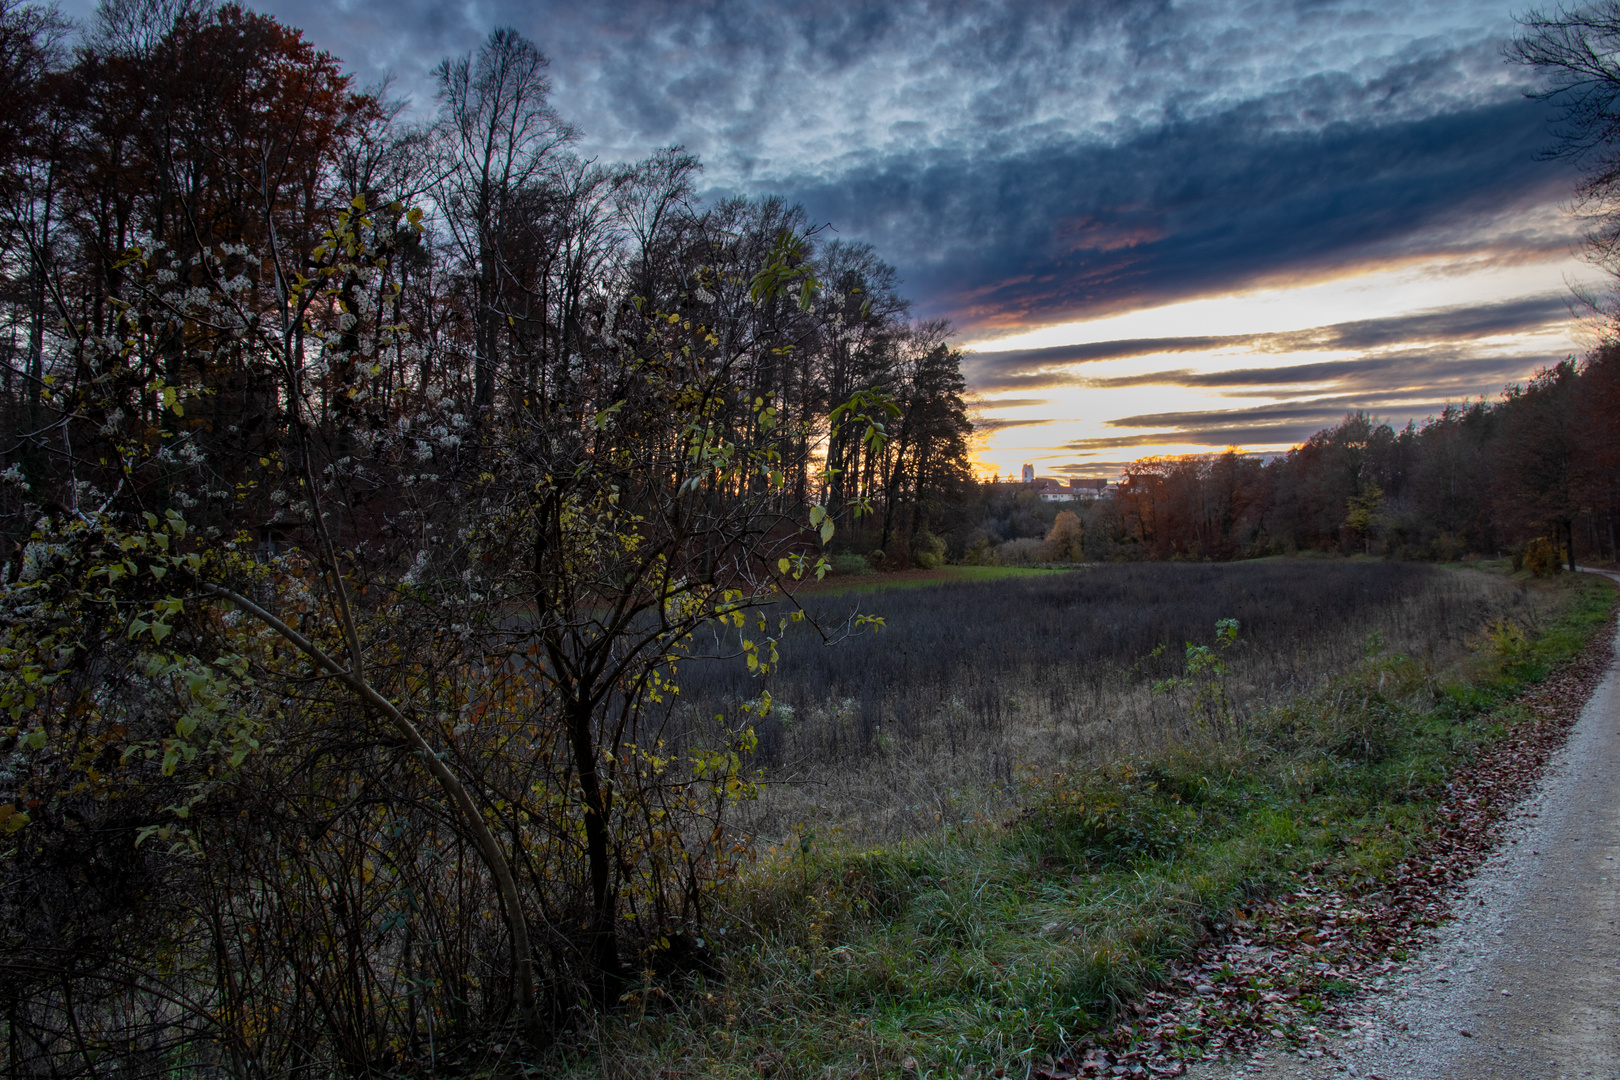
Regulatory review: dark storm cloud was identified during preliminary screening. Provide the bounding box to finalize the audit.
[964,295,1574,391]
[170,0,1570,335]
[798,91,1574,331]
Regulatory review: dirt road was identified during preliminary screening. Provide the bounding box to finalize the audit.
[1193,570,1620,1080]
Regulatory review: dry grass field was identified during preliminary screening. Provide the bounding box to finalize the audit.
[669,560,1550,845]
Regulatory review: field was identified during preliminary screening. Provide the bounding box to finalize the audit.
[547,562,1616,1078]
[671,560,1545,845]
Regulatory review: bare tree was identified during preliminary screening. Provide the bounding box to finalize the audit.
[1512,3,1620,267]
[433,27,576,411]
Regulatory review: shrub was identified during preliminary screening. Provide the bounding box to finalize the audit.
[1523,536,1562,577]
[996,537,1047,565]
[1045,510,1085,562]
[829,553,876,576]
[910,529,946,569]
[1019,776,1194,867]
[1432,532,1463,563]
[962,536,995,565]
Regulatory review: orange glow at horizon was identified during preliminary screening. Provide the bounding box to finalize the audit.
[959,245,1604,480]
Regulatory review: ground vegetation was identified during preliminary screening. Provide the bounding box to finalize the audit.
[670,560,1564,845]
[561,564,1615,1079]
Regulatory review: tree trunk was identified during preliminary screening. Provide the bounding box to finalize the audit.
[564,697,622,1002]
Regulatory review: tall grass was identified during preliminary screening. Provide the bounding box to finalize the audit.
[671,561,1545,845]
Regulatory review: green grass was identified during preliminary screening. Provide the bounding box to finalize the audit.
[807,563,1071,597]
[564,570,1616,1079]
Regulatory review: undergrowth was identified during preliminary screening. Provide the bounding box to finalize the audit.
[554,570,1616,1079]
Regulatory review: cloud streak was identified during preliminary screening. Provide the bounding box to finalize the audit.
[1062,387,1521,455]
[1077,352,1558,394]
[1109,393,1464,430]
[970,417,1060,433]
[965,294,1575,391]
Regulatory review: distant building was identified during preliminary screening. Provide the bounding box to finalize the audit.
[1031,477,1075,502]
[1069,478,1112,500]
[1031,477,1114,503]
[1006,466,1115,501]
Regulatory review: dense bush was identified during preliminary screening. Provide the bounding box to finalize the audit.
[1045,510,1085,562]
[910,528,947,569]
[1524,536,1563,577]
[828,553,877,576]
[994,537,1048,565]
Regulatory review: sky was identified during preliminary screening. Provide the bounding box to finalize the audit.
[63,0,1606,478]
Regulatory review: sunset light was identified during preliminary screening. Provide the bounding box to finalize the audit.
[962,247,1607,476]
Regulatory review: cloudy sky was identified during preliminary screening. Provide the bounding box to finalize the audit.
[66,0,1602,477]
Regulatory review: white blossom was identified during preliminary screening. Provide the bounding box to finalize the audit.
[402,549,431,586]
[18,542,66,583]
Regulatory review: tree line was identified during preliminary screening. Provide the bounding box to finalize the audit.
[941,351,1619,570]
[0,1,972,1072]
[1098,348,1619,566]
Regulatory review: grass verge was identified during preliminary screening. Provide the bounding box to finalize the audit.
[565,571,1617,1079]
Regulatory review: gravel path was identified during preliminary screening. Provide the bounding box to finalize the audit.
[1191,570,1620,1080]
